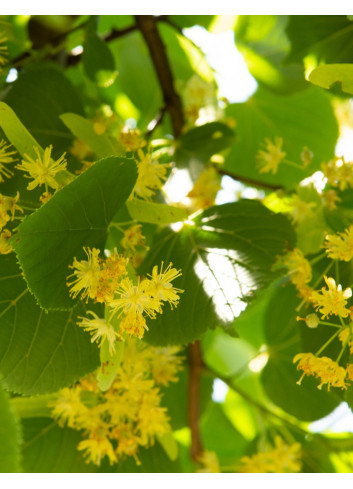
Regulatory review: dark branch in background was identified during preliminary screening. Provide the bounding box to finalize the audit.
[145,105,168,139]
[214,165,285,191]
[11,23,138,69]
[134,15,185,138]
[188,340,204,461]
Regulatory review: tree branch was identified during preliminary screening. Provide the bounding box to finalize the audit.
[214,165,284,191]
[188,340,204,461]
[134,15,184,138]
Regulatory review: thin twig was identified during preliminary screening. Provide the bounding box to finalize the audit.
[188,340,204,461]
[145,105,168,139]
[214,165,284,191]
[135,15,185,138]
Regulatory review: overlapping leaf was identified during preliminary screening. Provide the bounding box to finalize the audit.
[140,199,295,345]
[0,254,100,395]
[14,156,137,310]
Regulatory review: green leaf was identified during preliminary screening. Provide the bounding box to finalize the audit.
[140,200,295,345]
[234,15,307,94]
[83,34,117,87]
[176,122,235,166]
[0,381,22,472]
[126,198,188,224]
[286,15,353,64]
[262,284,340,421]
[0,254,100,395]
[21,417,94,472]
[0,101,41,159]
[308,64,353,95]
[14,157,137,311]
[60,113,117,158]
[5,66,85,152]
[223,86,339,188]
[201,402,247,465]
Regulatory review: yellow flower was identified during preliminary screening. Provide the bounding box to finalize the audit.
[0,192,23,231]
[16,145,67,190]
[197,451,220,473]
[50,386,88,428]
[339,327,353,354]
[294,352,348,390]
[137,389,170,446]
[78,311,121,355]
[325,226,353,262]
[95,250,128,304]
[67,247,101,301]
[78,435,117,466]
[322,189,341,210]
[0,139,17,182]
[69,139,93,160]
[149,346,184,386]
[283,248,312,288]
[0,229,12,254]
[133,149,171,200]
[109,277,161,320]
[346,364,353,381]
[120,224,146,252]
[239,437,301,473]
[187,167,222,211]
[310,276,352,319]
[296,313,319,329]
[321,157,353,191]
[146,262,183,309]
[119,311,148,339]
[256,137,286,174]
[118,127,146,152]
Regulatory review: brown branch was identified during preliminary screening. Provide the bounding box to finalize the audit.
[188,340,204,461]
[134,15,185,138]
[214,165,284,191]
[145,105,168,139]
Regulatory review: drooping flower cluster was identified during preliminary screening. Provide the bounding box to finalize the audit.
[67,247,183,347]
[310,276,352,319]
[0,192,23,255]
[283,248,313,303]
[239,436,301,473]
[294,352,349,391]
[324,225,353,262]
[118,126,146,153]
[197,451,220,473]
[321,157,353,191]
[50,338,184,466]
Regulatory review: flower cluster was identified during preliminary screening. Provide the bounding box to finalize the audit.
[181,74,218,125]
[0,32,8,70]
[0,192,23,255]
[118,126,146,153]
[0,139,17,183]
[239,436,301,473]
[132,149,171,200]
[283,248,313,303]
[50,339,184,466]
[67,247,183,347]
[324,225,353,262]
[293,352,353,391]
[321,157,353,191]
[310,276,352,319]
